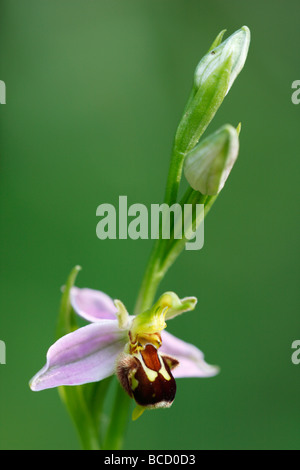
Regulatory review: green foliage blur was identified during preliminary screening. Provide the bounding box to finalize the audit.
[0,0,299,450]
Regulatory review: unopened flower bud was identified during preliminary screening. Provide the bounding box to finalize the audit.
[184,124,239,195]
[174,26,250,157]
[195,26,250,95]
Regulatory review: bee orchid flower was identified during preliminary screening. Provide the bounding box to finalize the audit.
[30,287,218,419]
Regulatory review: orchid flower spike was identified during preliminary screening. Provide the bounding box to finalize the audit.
[30,288,218,420]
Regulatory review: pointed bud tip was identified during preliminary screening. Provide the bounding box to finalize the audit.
[208,29,227,52]
[241,25,251,34]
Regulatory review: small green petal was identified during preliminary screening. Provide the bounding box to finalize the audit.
[153,292,198,321]
[132,405,146,421]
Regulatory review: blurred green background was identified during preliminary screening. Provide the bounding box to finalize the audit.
[0,0,299,450]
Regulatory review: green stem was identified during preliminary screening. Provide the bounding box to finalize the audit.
[163,86,196,207]
[134,190,218,316]
[102,381,132,450]
[59,385,102,451]
[133,189,195,315]
[164,145,186,207]
[134,236,165,315]
[160,191,207,274]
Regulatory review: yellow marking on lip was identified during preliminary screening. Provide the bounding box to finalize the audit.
[144,367,158,382]
[135,350,158,382]
[134,348,172,382]
[131,374,139,391]
[158,356,172,381]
